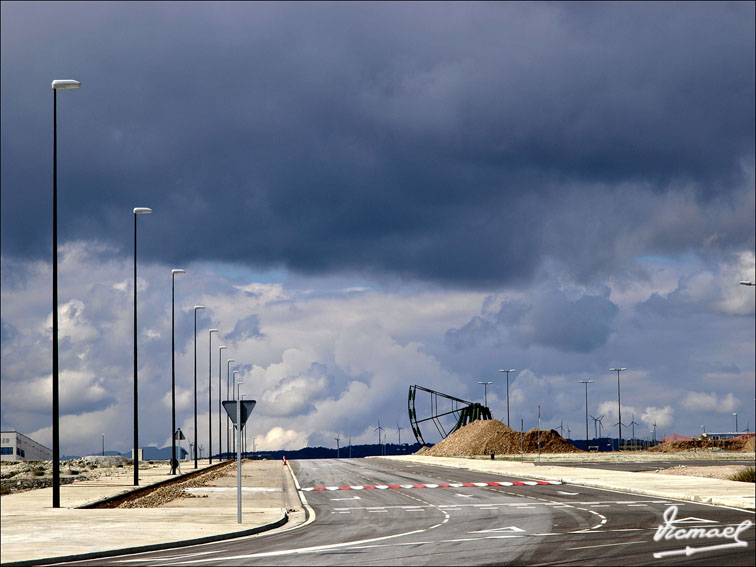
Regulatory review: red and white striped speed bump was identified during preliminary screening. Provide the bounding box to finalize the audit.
[301,480,561,492]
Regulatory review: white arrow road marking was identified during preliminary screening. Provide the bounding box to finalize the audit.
[330,496,361,501]
[672,516,718,524]
[455,493,473,498]
[469,526,526,534]
[557,491,579,495]
[653,541,748,558]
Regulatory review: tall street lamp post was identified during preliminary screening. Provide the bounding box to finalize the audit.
[232,370,239,454]
[579,379,594,447]
[208,329,218,463]
[51,78,81,508]
[218,345,227,459]
[477,381,493,407]
[170,269,186,474]
[498,369,516,427]
[610,368,627,451]
[132,207,151,486]
[226,359,235,458]
[193,306,206,468]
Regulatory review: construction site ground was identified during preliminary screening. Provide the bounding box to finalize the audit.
[0,458,305,566]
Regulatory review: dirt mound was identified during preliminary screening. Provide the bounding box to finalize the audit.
[414,446,430,455]
[745,436,755,452]
[650,436,754,453]
[423,419,582,457]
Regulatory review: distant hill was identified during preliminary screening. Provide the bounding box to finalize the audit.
[249,443,422,460]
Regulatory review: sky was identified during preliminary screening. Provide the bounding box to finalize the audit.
[1,1,754,457]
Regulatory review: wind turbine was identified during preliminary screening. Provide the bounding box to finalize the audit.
[396,422,403,445]
[557,420,565,437]
[590,415,604,439]
[375,421,385,455]
[348,433,352,458]
[629,415,640,450]
[334,433,340,459]
[613,420,627,450]
[652,421,657,443]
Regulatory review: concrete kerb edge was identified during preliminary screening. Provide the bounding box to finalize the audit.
[286,460,316,528]
[0,510,289,567]
[376,456,756,512]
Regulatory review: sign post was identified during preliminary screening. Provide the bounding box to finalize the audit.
[223,395,256,524]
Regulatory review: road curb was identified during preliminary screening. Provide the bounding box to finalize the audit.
[0,510,288,567]
[375,456,755,511]
[286,461,317,528]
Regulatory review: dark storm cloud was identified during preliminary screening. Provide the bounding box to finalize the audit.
[446,287,618,353]
[1,2,753,287]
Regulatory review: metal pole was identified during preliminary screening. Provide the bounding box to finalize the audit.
[579,380,593,450]
[102,434,104,456]
[506,374,510,427]
[171,273,176,474]
[52,87,60,508]
[232,371,239,456]
[218,346,226,459]
[208,330,217,463]
[193,310,198,468]
[520,418,523,463]
[237,382,243,524]
[537,405,541,464]
[226,359,234,460]
[133,213,139,484]
[611,368,626,451]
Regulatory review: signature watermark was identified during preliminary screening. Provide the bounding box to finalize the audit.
[652,505,752,559]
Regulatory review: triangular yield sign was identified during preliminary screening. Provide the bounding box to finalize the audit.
[222,400,257,428]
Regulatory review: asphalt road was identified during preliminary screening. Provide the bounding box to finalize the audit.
[59,458,755,566]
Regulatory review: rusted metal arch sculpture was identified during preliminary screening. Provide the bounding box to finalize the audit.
[408,384,492,446]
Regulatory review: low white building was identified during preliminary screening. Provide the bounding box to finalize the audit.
[1,431,52,461]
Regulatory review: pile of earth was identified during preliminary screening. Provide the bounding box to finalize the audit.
[650,435,755,453]
[422,419,582,457]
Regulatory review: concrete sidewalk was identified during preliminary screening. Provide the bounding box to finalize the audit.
[1,459,304,566]
[377,455,756,510]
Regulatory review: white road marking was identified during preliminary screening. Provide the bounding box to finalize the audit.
[113,550,226,563]
[469,526,526,534]
[558,491,579,495]
[568,541,645,551]
[175,527,432,562]
[330,496,361,501]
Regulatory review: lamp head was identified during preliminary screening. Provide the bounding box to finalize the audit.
[194,305,206,310]
[219,345,227,351]
[209,328,219,333]
[133,207,152,215]
[172,269,186,275]
[52,79,81,90]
